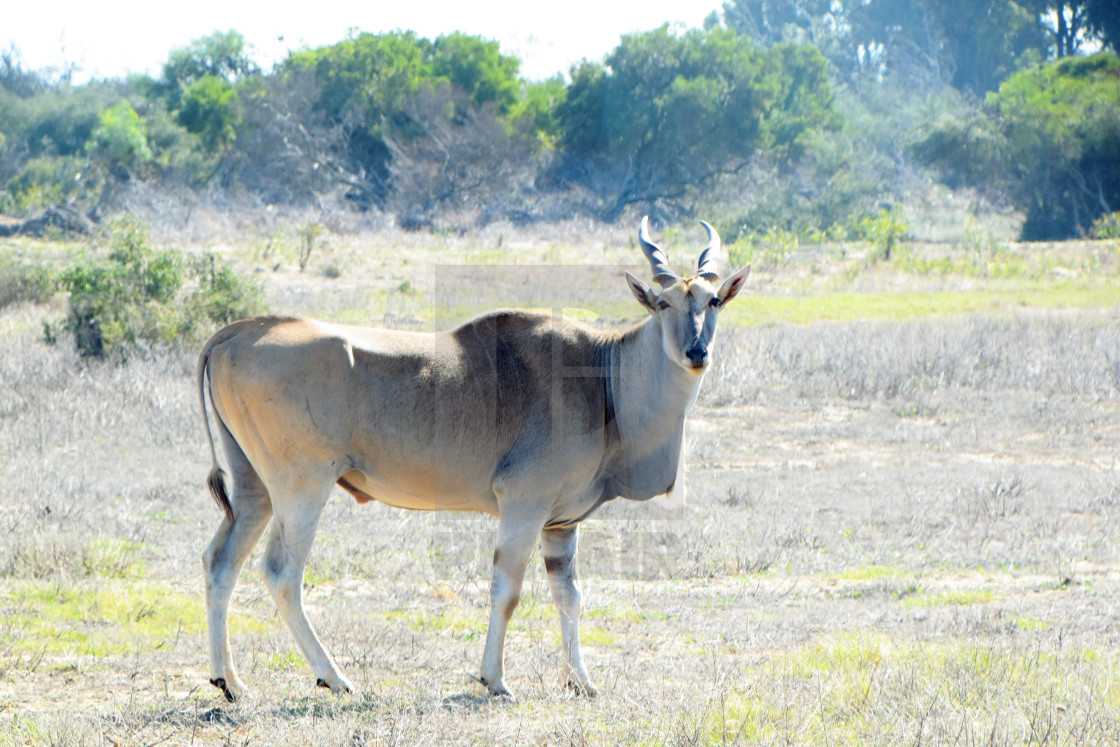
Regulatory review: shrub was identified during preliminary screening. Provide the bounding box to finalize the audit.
[297,221,322,271]
[184,253,264,329]
[845,207,908,262]
[53,215,264,359]
[85,101,153,166]
[175,75,240,152]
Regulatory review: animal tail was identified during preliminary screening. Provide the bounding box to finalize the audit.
[198,345,235,524]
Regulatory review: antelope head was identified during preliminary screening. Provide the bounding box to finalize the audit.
[626,216,751,375]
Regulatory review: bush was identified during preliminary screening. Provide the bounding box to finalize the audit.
[53,215,264,359]
[85,101,153,166]
[184,253,264,329]
[845,207,908,262]
[175,76,240,152]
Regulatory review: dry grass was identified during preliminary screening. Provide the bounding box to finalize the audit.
[1,233,1119,745]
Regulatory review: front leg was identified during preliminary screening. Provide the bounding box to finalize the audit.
[541,525,596,696]
[479,511,546,699]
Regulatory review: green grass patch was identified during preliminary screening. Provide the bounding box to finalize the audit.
[899,588,999,609]
[269,648,305,671]
[374,277,1119,332]
[701,632,1120,744]
[586,602,671,624]
[81,538,147,579]
[383,605,485,637]
[834,564,909,582]
[578,625,616,647]
[0,579,265,662]
[784,631,892,678]
[1011,614,1050,631]
[726,279,1120,327]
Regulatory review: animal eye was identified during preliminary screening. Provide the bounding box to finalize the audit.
[708,297,721,308]
[658,299,671,310]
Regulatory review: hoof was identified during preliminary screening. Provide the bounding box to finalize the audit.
[478,675,515,700]
[210,677,241,703]
[566,679,599,698]
[316,677,355,695]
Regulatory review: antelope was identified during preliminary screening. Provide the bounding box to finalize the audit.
[197,217,750,701]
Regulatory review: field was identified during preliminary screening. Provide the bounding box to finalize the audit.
[1,226,1119,745]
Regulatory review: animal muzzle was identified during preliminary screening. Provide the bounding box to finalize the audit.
[684,342,709,370]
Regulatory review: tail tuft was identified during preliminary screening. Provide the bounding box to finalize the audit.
[207,467,235,524]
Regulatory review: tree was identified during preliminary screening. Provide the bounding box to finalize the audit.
[1016,1,1120,56]
[1085,0,1120,49]
[225,71,330,206]
[176,75,241,152]
[383,83,536,227]
[718,0,1048,94]
[912,52,1120,239]
[0,46,45,98]
[846,0,1046,95]
[280,31,433,207]
[160,31,257,93]
[510,76,567,146]
[285,31,430,125]
[430,33,521,114]
[719,0,834,47]
[277,30,528,213]
[717,0,859,79]
[555,24,835,221]
[85,100,152,165]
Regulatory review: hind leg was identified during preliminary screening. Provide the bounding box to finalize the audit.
[261,481,355,695]
[202,427,273,702]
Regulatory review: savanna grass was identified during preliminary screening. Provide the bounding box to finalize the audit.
[0,236,1118,744]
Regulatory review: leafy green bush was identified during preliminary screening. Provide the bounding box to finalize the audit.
[845,208,908,263]
[53,215,264,359]
[176,75,240,152]
[85,101,153,165]
[184,253,264,329]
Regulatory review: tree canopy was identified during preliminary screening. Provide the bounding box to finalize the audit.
[912,52,1120,238]
[557,25,835,220]
[0,5,1117,238]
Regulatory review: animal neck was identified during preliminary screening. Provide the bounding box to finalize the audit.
[604,317,702,499]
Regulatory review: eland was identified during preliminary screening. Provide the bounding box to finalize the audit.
[197,217,750,701]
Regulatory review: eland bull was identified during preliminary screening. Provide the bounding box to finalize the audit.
[197,217,750,701]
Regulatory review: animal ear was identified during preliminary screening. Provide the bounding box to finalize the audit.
[717,265,751,306]
[625,271,661,314]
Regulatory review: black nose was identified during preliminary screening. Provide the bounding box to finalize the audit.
[686,343,707,365]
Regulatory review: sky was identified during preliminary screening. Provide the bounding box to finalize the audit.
[4,0,725,83]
